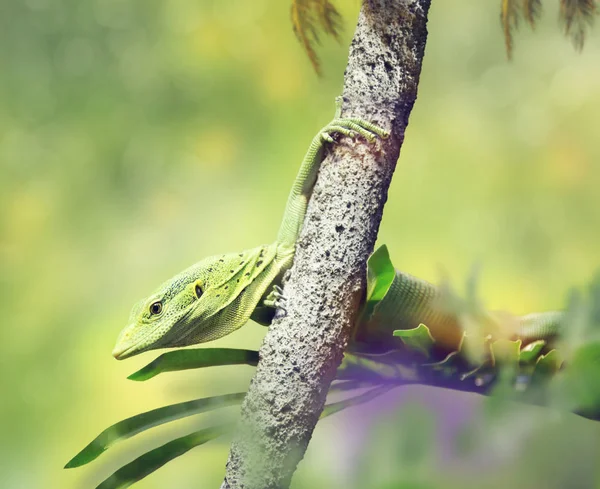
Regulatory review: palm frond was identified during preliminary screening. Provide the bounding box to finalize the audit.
[501,0,522,58]
[317,0,342,40]
[291,0,342,75]
[289,0,597,71]
[501,0,596,58]
[560,0,598,50]
[523,0,543,27]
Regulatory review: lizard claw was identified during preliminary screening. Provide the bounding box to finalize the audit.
[320,132,335,144]
[272,285,287,316]
[264,284,288,316]
[319,116,388,146]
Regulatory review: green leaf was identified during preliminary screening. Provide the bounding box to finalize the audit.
[92,384,394,488]
[459,331,490,366]
[561,341,600,414]
[337,350,419,382]
[355,245,397,333]
[338,352,397,381]
[534,349,563,377]
[518,340,546,364]
[393,323,435,358]
[330,379,379,393]
[68,353,387,472]
[366,245,396,305]
[321,385,394,418]
[65,393,244,468]
[424,350,462,376]
[95,425,230,489]
[128,348,259,381]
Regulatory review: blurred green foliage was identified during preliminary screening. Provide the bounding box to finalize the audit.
[1,0,600,488]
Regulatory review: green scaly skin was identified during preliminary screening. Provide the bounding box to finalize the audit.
[347,245,567,390]
[112,97,565,375]
[112,99,389,360]
[66,99,592,488]
[357,267,565,355]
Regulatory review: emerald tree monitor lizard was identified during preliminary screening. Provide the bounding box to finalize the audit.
[112,98,565,372]
[112,99,389,360]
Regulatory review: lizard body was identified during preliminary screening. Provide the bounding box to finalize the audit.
[68,99,587,487]
[358,264,565,355]
[112,100,388,359]
[113,98,565,368]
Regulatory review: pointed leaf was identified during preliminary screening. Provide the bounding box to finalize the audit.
[337,352,399,381]
[459,331,491,366]
[65,393,244,468]
[534,349,564,376]
[95,425,230,489]
[128,348,259,381]
[68,381,375,472]
[393,323,435,358]
[563,341,600,415]
[459,363,492,382]
[337,351,418,382]
[93,384,394,488]
[424,350,462,376]
[321,385,394,418]
[356,245,397,334]
[366,245,396,304]
[330,379,379,393]
[519,340,546,364]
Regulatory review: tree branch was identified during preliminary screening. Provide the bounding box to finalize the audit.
[221,1,431,487]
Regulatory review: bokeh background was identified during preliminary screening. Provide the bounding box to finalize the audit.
[2,0,600,488]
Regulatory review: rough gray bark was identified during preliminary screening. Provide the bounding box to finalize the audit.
[220,1,431,488]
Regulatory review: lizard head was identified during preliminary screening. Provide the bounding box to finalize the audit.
[112,244,277,360]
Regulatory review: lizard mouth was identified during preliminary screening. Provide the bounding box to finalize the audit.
[112,307,196,360]
[112,342,138,360]
[112,324,153,360]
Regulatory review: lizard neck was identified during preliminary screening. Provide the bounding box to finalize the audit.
[249,245,295,326]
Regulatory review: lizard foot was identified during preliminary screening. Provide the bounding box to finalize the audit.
[318,117,389,145]
[263,285,288,316]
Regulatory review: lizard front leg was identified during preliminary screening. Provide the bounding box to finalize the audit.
[275,98,388,254]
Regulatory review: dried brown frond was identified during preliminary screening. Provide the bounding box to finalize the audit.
[501,0,597,58]
[560,0,598,50]
[290,0,342,75]
[501,0,521,58]
[289,0,597,72]
[291,0,320,74]
[317,0,342,40]
[522,0,543,27]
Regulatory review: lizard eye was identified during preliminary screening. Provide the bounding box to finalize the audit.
[149,301,163,315]
[195,284,203,298]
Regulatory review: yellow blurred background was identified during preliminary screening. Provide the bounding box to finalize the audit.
[1,1,600,488]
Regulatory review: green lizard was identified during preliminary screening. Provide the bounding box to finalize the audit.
[112,98,566,369]
[68,99,595,488]
[112,98,389,360]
